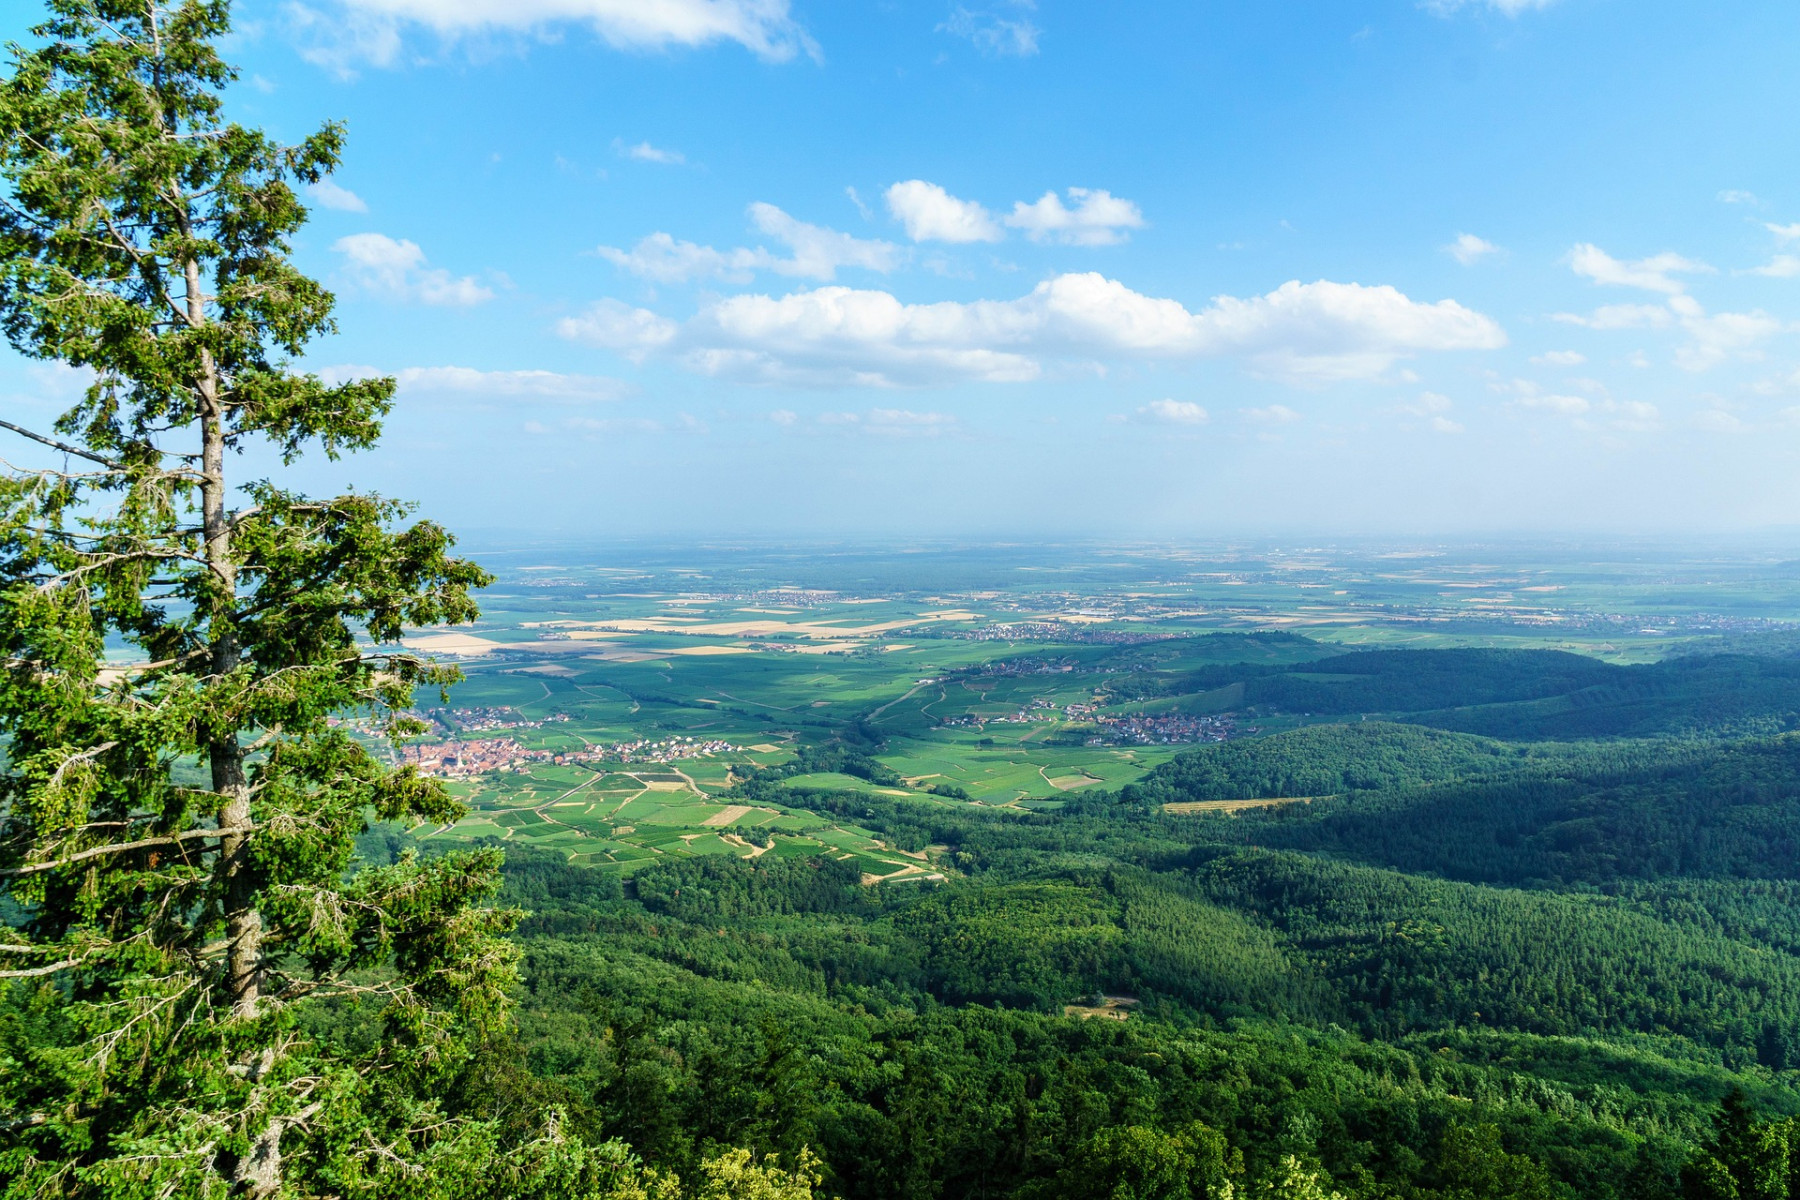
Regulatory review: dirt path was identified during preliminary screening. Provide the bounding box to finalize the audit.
[720,832,771,858]
[867,679,932,723]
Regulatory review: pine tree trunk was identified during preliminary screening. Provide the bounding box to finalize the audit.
[191,279,260,1020]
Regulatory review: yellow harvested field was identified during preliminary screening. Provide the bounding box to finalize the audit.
[561,614,960,640]
[580,645,668,662]
[402,632,507,655]
[701,805,753,827]
[666,645,755,656]
[1163,796,1322,814]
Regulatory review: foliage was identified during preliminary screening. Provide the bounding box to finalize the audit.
[0,2,536,1195]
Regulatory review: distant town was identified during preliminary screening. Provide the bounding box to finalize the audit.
[400,734,739,778]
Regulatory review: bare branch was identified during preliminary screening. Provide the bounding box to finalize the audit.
[0,418,122,469]
[2,825,255,878]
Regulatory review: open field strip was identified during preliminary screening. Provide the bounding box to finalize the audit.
[1162,796,1325,814]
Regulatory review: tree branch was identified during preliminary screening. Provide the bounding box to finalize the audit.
[2,825,256,878]
[0,418,122,469]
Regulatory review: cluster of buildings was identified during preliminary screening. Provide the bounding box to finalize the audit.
[400,733,738,778]
[329,707,571,738]
[929,622,1177,645]
[937,699,1236,747]
[1083,711,1235,746]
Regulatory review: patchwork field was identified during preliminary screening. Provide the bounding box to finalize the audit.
[400,542,1800,874]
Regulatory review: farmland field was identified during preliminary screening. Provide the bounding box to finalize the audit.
[392,540,1800,875]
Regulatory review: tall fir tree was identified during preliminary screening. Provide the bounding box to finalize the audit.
[0,1,564,1195]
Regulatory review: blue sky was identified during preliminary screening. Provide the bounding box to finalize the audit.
[7,0,1800,538]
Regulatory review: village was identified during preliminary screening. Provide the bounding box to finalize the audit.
[400,733,739,778]
[939,699,1237,746]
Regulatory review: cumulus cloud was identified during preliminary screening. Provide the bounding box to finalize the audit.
[1765,223,1800,245]
[614,138,684,164]
[1552,291,1783,375]
[1503,379,1590,415]
[308,179,369,212]
[1747,255,1800,279]
[289,0,816,71]
[1134,399,1208,425]
[1396,391,1462,433]
[332,233,493,305]
[1005,188,1145,246]
[1567,243,1713,294]
[1241,404,1301,424]
[938,4,1040,56]
[556,300,681,360]
[1719,190,1762,206]
[885,181,1004,244]
[1530,350,1586,366]
[596,204,900,283]
[1667,298,1786,371]
[1502,378,1660,430]
[820,407,959,436]
[559,272,1505,387]
[1445,233,1499,265]
[322,364,633,401]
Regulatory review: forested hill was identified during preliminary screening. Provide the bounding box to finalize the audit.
[1109,645,1800,738]
[1120,722,1551,803]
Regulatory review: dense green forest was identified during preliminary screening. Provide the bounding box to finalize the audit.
[18,639,1800,1196]
[299,643,1800,1200]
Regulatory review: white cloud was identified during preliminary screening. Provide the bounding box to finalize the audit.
[1423,0,1557,14]
[818,407,959,436]
[885,181,1003,244]
[309,179,369,212]
[1719,190,1762,206]
[1567,243,1713,294]
[289,0,816,71]
[1396,391,1462,433]
[596,204,900,283]
[1694,408,1747,433]
[1670,302,1785,371]
[556,300,681,361]
[1747,255,1800,279]
[1553,302,1675,331]
[1530,350,1586,366]
[567,412,708,435]
[1134,399,1208,425]
[321,363,632,401]
[1502,378,1661,430]
[1502,378,1589,415]
[1241,404,1301,424]
[1445,233,1499,265]
[939,5,1040,56]
[1005,188,1145,246]
[331,233,493,305]
[1765,223,1800,245]
[747,203,900,279]
[767,408,798,425]
[614,138,684,165]
[561,272,1505,387]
